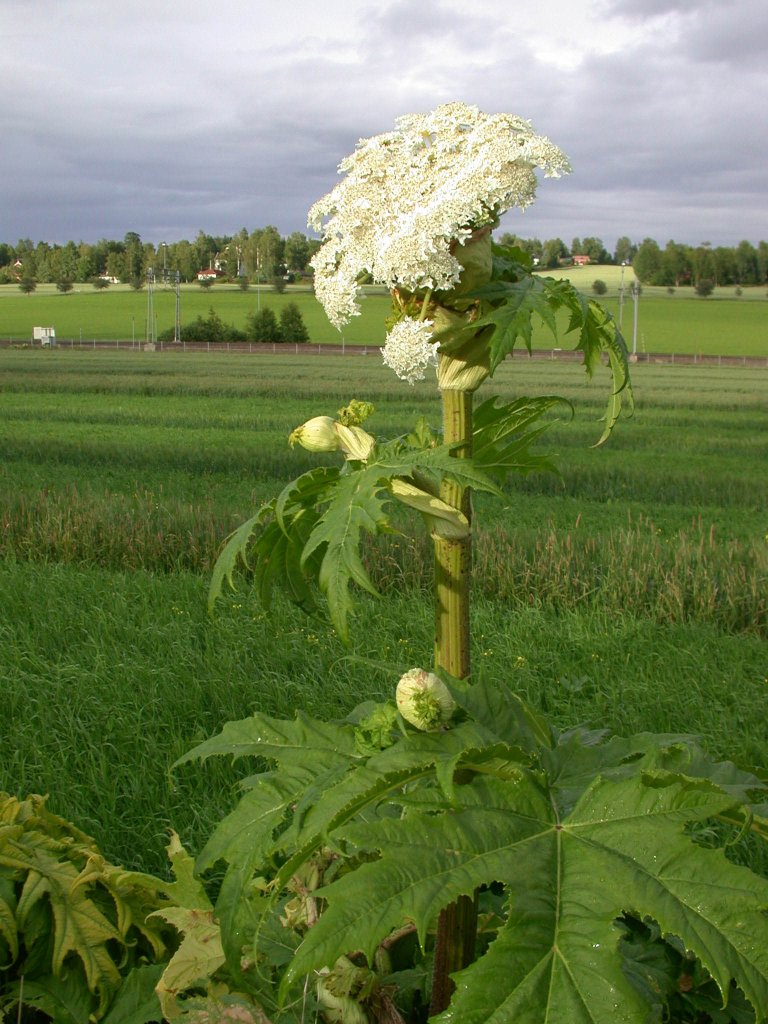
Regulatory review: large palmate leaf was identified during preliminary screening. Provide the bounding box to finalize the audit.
[283,771,768,1022]
[176,687,768,1021]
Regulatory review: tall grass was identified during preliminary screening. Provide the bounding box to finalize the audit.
[1,350,766,873]
[2,561,766,875]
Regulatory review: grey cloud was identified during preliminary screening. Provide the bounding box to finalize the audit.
[2,0,767,248]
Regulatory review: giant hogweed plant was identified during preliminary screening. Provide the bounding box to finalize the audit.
[165,105,768,1023]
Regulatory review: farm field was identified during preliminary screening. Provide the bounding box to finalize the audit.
[1,276,767,356]
[1,349,766,875]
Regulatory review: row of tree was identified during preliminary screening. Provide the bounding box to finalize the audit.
[0,228,321,287]
[3,229,767,289]
[498,233,768,286]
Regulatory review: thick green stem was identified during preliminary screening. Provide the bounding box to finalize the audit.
[434,389,472,678]
[430,387,477,1017]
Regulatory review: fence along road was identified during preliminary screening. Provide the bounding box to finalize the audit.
[1,337,766,368]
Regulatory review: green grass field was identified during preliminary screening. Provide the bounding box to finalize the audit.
[1,349,766,873]
[2,276,766,356]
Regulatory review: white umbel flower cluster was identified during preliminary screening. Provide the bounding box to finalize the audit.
[381,317,437,384]
[309,102,571,330]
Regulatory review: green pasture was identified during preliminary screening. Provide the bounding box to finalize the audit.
[1,349,766,873]
[1,276,766,356]
[0,282,392,347]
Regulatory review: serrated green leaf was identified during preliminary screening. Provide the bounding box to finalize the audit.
[296,445,500,640]
[0,874,18,964]
[101,964,165,1024]
[448,255,632,443]
[152,907,225,1020]
[207,506,271,614]
[448,678,553,754]
[8,971,95,1024]
[440,775,768,1024]
[281,774,551,993]
[472,394,570,482]
[464,275,561,371]
[556,289,633,445]
[300,469,385,641]
[197,768,317,877]
[173,711,357,771]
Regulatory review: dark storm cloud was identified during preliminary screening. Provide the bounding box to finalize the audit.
[1,0,766,249]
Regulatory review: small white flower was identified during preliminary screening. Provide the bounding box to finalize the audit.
[381,317,437,385]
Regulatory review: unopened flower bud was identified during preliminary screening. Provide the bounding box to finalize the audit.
[334,423,376,462]
[289,416,340,452]
[396,668,456,731]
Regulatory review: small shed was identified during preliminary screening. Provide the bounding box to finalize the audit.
[33,326,56,346]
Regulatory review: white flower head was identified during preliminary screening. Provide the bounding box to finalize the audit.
[309,102,571,331]
[381,317,437,385]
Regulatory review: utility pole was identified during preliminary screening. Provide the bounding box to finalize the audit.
[174,272,181,343]
[618,262,627,330]
[631,281,639,360]
[146,268,156,345]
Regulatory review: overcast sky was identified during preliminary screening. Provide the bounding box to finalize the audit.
[2,0,766,251]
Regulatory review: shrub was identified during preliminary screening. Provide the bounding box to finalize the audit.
[591,279,607,295]
[272,275,287,294]
[159,306,245,344]
[695,279,715,297]
[92,277,110,290]
[18,278,36,294]
[56,279,74,293]
[279,301,310,343]
[246,306,281,342]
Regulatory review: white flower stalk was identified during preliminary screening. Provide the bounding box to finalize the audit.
[289,415,340,453]
[381,317,437,385]
[309,102,571,331]
[396,668,456,731]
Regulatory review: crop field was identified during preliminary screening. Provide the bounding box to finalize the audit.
[2,277,767,356]
[1,348,766,875]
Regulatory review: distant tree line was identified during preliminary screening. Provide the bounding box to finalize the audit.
[2,229,767,290]
[497,233,768,287]
[0,227,321,287]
